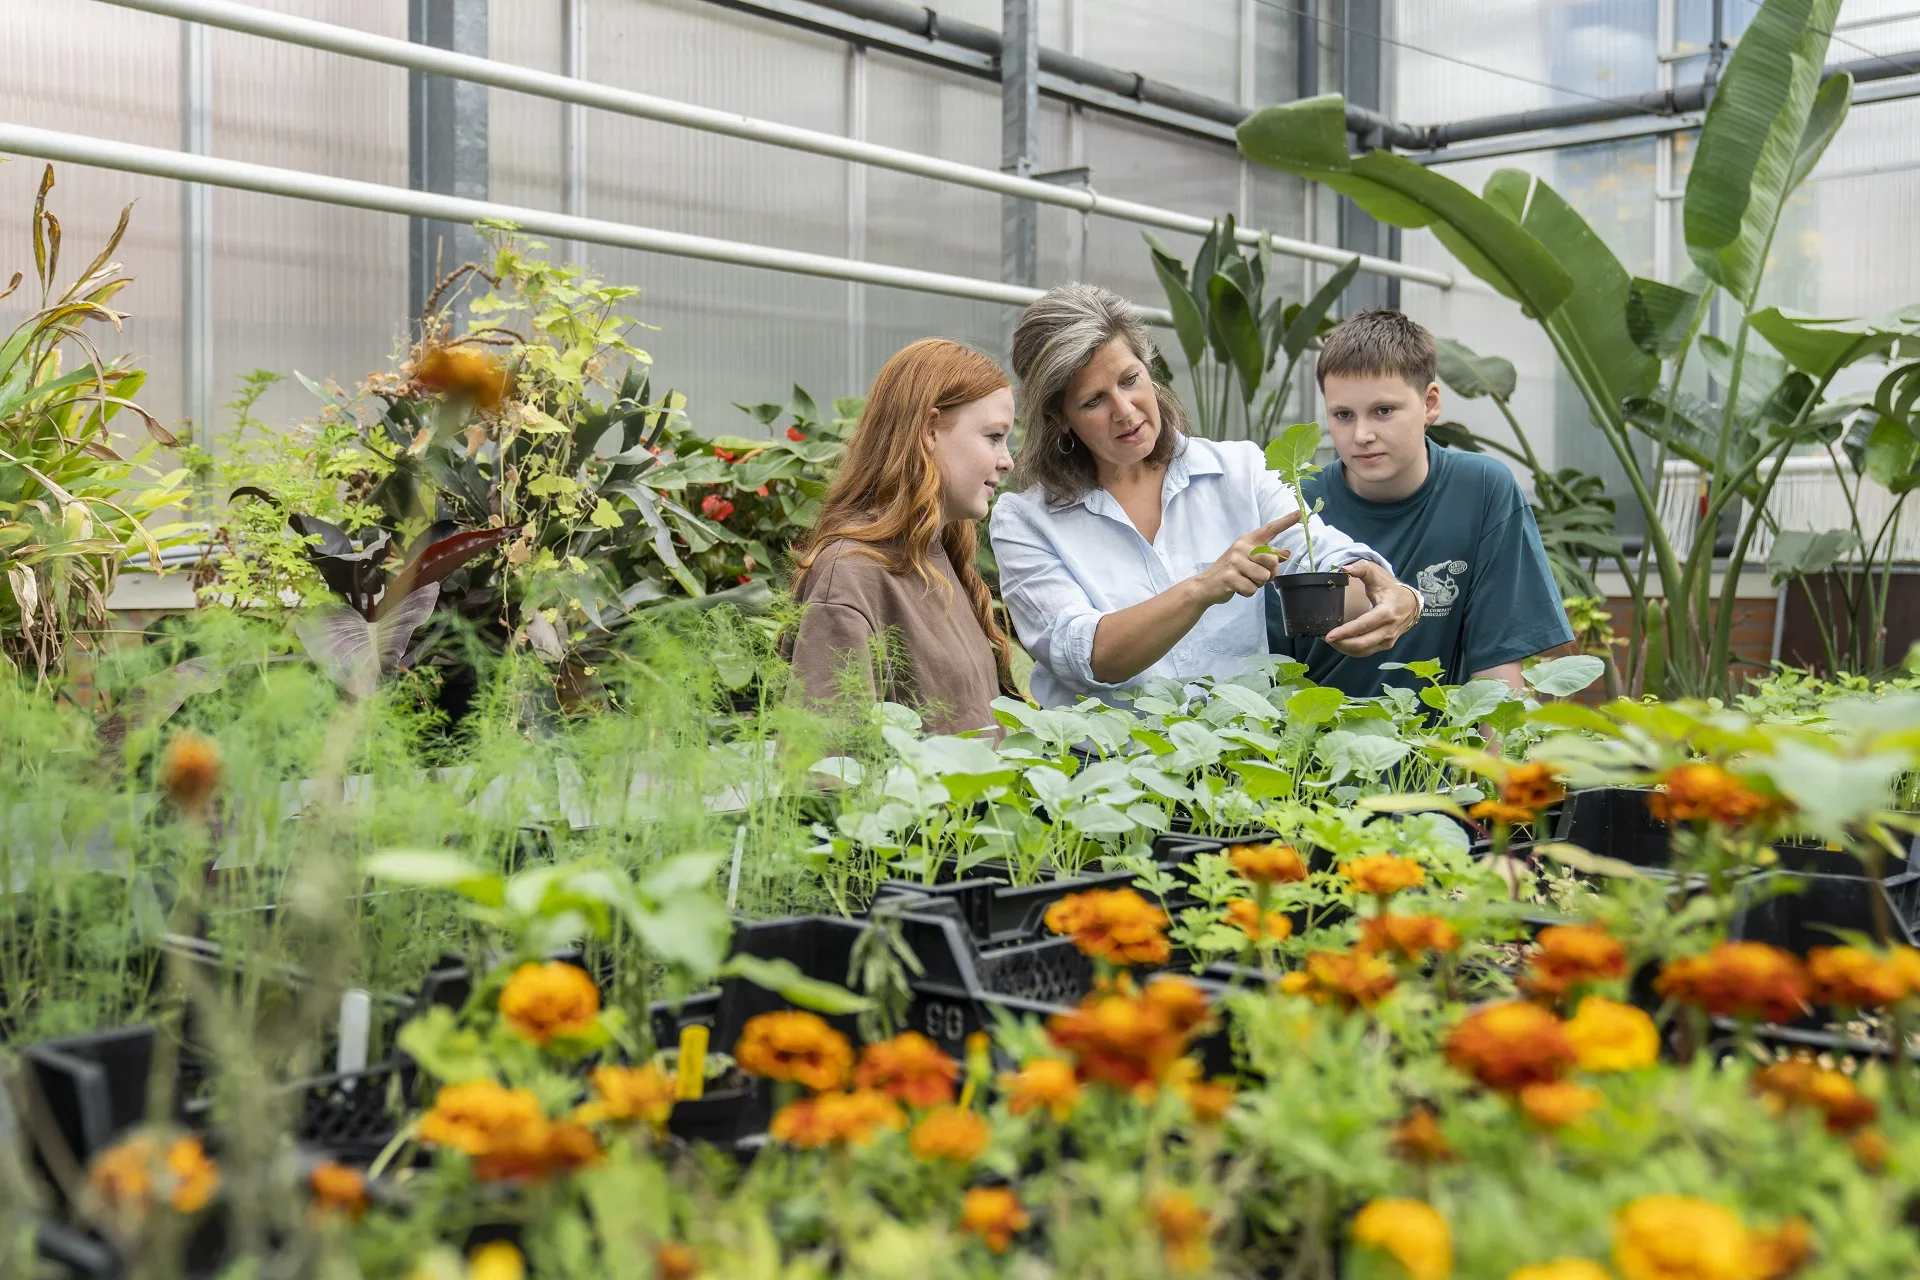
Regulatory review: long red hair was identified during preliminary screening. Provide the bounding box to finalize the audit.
[791,339,1015,694]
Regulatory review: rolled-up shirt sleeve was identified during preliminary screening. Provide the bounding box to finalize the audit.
[1255,470,1393,576]
[989,499,1132,697]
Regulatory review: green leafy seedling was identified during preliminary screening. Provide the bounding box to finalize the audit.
[1264,421,1326,569]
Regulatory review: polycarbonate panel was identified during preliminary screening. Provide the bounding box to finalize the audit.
[0,0,185,437]
[1076,0,1242,102]
[1394,0,1656,125]
[489,0,566,212]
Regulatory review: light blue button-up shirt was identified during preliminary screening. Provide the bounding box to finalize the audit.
[990,436,1392,708]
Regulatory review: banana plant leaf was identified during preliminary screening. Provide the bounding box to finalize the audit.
[1748,305,1919,381]
[1682,0,1847,304]
[1435,339,1516,401]
[1626,275,1708,359]
[1276,255,1361,371]
[1143,232,1208,370]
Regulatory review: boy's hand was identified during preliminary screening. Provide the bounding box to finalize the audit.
[1325,561,1422,656]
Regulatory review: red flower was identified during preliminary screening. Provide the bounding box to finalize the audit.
[714,447,738,463]
[755,485,769,497]
[700,495,735,521]
[787,426,805,442]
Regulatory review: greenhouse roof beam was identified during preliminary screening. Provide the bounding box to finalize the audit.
[0,122,1177,323]
[87,0,1449,289]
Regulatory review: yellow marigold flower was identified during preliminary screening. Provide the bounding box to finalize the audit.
[1444,1002,1576,1093]
[467,1241,526,1280]
[1508,1262,1612,1280]
[419,1080,545,1155]
[1564,997,1659,1073]
[734,1010,854,1092]
[1389,1107,1456,1165]
[1043,888,1170,966]
[1470,799,1540,827]
[308,1160,369,1222]
[1340,853,1426,897]
[959,1186,1030,1253]
[1519,1079,1603,1128]
[1225,897,1294,942]
[1152,1189,1211,1274]
[1751,1061,1877,1134]
[1351,1198,1453,1280]
[497,961,600,1045]
[654,1241,701,1280]
[1888,946,1920,994]
[1746,1218,1811,1279]
[161,732,223,814]
[854,1031,959,1108]
[88,1136,154,1212]
[1502,761,1566,810]
[1656,944,1808,1024]
[1167,1060,1236,1125]
[577,1063,676,1127]
[90,1134,221,1217]
[768,1088,905,1148]
[1280,948,1399,1011]
[1647,763,1779,826]
[1806,947,1909,1008]
[908,1106,990,1163]
[413,342,513,410]
[165,1136,219,1213]
[1001,1057,1081,1122]
[1613,1195,1753,1280]
[1359,913,1461,960]
[1227,841,1308,885]
[1523,924,1628,999]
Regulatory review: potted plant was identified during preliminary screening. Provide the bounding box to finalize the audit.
[1263,420,1347,637]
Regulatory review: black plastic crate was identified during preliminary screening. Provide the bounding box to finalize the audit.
[868,866,1139,950]
[1556,788,1920,881]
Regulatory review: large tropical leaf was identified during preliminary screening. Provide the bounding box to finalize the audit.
[1626,275,1707,359]
[1143,234,1207,370]
[1206,271,1265,403]
[1748,306,1914,381]
[1682,0,1847,304]
[1237,95,1574,319]
[1278,256,1362,368]
[1434,338,1516,401]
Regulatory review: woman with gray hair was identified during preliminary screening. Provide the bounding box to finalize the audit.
[989,283,1421,708]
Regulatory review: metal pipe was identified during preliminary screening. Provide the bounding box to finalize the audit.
[0,122,1178,322]
[90,0,1448,287]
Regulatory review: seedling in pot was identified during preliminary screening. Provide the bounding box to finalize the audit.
[1263,422,1345,637]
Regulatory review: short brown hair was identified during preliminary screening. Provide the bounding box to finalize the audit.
[1315,308,1437,392]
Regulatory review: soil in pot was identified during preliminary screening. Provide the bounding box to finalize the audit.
[1272,571,1347,637]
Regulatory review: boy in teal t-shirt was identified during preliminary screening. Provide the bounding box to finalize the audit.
[1267,309,1572,698]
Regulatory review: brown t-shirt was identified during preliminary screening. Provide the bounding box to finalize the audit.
[789,538,1001,735]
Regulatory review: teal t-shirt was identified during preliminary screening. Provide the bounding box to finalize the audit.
[1267,439,1573,697]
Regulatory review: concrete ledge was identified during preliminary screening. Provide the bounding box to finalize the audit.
[106,572,198,611]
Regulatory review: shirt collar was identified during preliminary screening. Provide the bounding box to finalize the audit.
[1073,435,1213,520]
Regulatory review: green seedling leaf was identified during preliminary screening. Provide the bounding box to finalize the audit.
[1534,841,1644,880]
[363,850,505,906]
[721,954,874,1015]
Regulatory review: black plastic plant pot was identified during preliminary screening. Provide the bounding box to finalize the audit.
[667,1072,758,1150]
[1273,571,1347,637]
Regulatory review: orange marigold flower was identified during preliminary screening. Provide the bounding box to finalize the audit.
[959,1186,1030,1254]
[413,342,512,410]
[577,1063,676,1127]
[1152,1189,1212,1274]
[1046,977,1210,1094]
[1850,1127,1891,1173]
[497,961,600,1045]
[855,1031,959,1108]
[1752,1061,1878,1135]
[1225,897,1294,942]
[1390,1108,1456,1165]
[1508,1263,1612,1280]
[1889,946,1920,994]
[470,1119,600,1182]
[161,732,223,814]
[1001,1057,1081,1122]
[1502,762,1566,810]
[89,1134,221,1217]
[1351,1198,1453,1280]
[1279,949,1399,1011]
[1613,1195,1753,1280]
[1471,799,1540,827]
[734,1010,854,1092]
[1340,853,1426,897]
[164,1137,219,1213]
[1142,975,1214,1038]
[1564,997,1660,1073]
[1518,1079,1603,1128]
[1655,943,1808,1024]
[653,1241,701,1280]
[1444,1001,1577,1093]
[1359,913,1461,960]
[1043,888,1170,966]
[1227,841,1309,885]
[768,1088,905,1148]
[419,1079,545,1156]
[1523,924,1628,999]
[308,1161,369,1221]
[1167,1061,1236,1125]
[1747,1218,1812,1279]
[908,1106,991,1163]
[469,1241,526,1280]
[1806,947,1910,1009]
[1647,763,1779,826]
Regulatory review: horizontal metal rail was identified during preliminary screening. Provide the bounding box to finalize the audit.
[0,123,1174,323]
[86,0,1450,289]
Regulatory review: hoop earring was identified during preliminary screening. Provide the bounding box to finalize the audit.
[1057,432,1075,455]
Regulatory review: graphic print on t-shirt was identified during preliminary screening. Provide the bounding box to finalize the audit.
[1414,559,1468,618]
